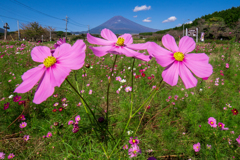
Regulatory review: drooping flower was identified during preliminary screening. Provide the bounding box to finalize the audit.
[52,109,57,112]
[231,108,238,115]
[7,153,15,159]
[147,34,213,89]
[208,117,217,128]
[75,115,81,122]
[129,137,140,145]
[72,126,79,133]
[98,117,104,123]
[3,102,10,110]
[54,38,66,49]
[87,28,151,61]
[128,144,141,158]
[193,142,201,152]
[14,40,86,104]
[13,95,21,102]
[23,135,29,141]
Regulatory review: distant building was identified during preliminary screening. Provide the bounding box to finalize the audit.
[131,34,140,38]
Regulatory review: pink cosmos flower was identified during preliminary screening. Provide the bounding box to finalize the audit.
[54,38,66,49]
[7,153,15,159]
[87,28,151,61]
[236,135,240,144]
[53,102,59,106]
[147,34,213,89]
[218,122,229,130]
[20,122,27,128]
[129,137,139,145]
[3,102,10,110]
[75,115,81,122]
[23,135,29,141]
[68,120,74,125]
[193,142,200,152]
[0,152,5,159]
[14,40,86,104]
[128,144,141,158]
[125,86,132,92]
[208,117,217,128]
[89,90,92,94]
[19,115,25,121]
[46,132,52,138]
[116,76,122,81]
[13,95,21,102]
[123,145,128,150]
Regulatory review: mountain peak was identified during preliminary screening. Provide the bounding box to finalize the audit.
[89,16,159,34]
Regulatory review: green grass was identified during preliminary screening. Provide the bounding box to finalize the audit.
[0,39,240,160]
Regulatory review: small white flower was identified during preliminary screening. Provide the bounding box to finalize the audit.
[120,79,126,83]
[133,68,136,70]
[120,86,123,89]
[8,95,14,99]
[16,52,20,54]
[90,66,93,69]
[199,88,203,92]
[118,88,121,91]
[128,67,131,69]
[127,130,133,135]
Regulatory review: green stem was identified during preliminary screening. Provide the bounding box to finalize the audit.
[109,78,164,158]
[106,55,118,148]
[130,58,135,115]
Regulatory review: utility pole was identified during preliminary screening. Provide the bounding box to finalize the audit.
[50,30,51,42]
[88,25,90,33]
[42,35,43,42]
[3,23,10,40]
[17,20,20,41]
[65,15,68,41]
[183,19,189,37]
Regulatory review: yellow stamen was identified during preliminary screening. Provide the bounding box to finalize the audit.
[43,56,57,68]
[116,37,125,46]
[133,151,137,154]
[132,140,136,143]
[173,52,184,61]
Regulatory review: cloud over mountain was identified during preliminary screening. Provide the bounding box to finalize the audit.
[143,17,151,22]
[133,5,151,12]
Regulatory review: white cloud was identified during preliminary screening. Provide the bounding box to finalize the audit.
[143,17,151,22]
[133,5,151,12]
[176,23,182,27]
[185,21,192,24]
[162,16,177,23]
[133,15,137,18]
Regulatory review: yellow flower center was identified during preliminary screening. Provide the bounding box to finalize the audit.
[173,52,184,61]
[116,37,125,46]
[132,140,136,143]
[43,56,57,68]
[220,124,222,127]
[196,146,198,149]
[133,151,137,154]
[211,122,213,124]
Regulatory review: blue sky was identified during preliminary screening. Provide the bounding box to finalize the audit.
[0,0,239,32]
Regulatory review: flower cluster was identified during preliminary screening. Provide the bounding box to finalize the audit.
[68,115,81,133]
[123,137,141,158]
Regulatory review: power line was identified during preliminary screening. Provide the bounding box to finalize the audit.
[10,0,64,21]
[68,18,87,27]
[0,14,72,31]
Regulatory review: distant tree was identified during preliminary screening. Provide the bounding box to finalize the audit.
[21,22,46,41]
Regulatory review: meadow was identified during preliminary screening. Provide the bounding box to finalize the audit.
[0,35,240,160]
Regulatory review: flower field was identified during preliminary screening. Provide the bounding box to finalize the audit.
[0,30,240,159]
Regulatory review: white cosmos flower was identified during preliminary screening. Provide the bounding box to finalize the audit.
[8,95,14,98]
[120,79,126,83]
